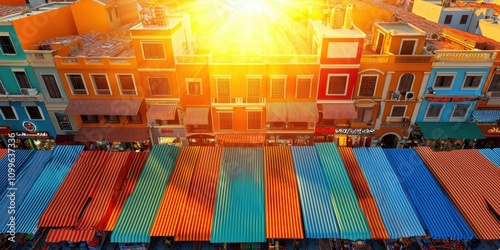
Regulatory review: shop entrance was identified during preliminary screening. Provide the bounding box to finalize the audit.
[379,134,399,148]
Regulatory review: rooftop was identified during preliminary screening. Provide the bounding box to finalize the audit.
[310,20,366,39]
[0,5,25,18]
[0,2,71,22]
[376,22,426,36]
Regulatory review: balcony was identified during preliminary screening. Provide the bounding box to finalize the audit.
[55,56,136,67]
[360,54,432,64]
[211,97,266,105]
[433,50,497,62]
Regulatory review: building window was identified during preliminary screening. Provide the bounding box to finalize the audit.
[326,75,348,95]
[270,76,286,98]
[358,75,377,96]
[149,77,170,96]
[247,77,261,103]
[0,80,6,95]
[25,106,43,120]
[390,105,406,117]
[0,35,16,55]
[127,115,142,124]
[67,74,88,95]
[462,74,483,89]
[0,106,17,120]
[425,103,444,119]
[117,75,136,95]
[219,113,233,130]
[186,78,202,95]
[216,77,231,103]
[399,40,416,55]
[355,107,373,122]
[141,41,165,59]
[14,71,31,89]
[91,74,111,95]
[460,15,468,24]
[488,74,500,92]
[81,115,99,123]
[451,104,470,119]
[398,74,414,94]
[444,15,452,24]
[55,113,72,130]
[296,77,312,98]
[41,74,62,99]
[433,74,454,88]
[104,115,120,123]
[247,111,261,130]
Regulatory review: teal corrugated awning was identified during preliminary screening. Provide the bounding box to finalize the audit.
[417,122,486,140]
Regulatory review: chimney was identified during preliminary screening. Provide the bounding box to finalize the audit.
[343,4,353,29]
[154,5,169,26]
[330,5,344,29]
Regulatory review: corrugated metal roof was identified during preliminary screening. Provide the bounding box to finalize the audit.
[175,147,223,241]
[150,147,201,236]
[472,110,500,123]
[415,147,500,240]
[384,149,475,240]
[111,145,180,243]
[13,145,84,234]
[0,150,34,194]
[291,146,340,239]
[0,148,6,159]
[417,122,486,140]
[352,147,426,239]
[479,149,500,167]
[338,147,389,239]
[38,151,109,228]
[315,143,371,240]
[264,146,304,239]
[211,147,266,243]
[0,151,52,229]
[322,103,357,119]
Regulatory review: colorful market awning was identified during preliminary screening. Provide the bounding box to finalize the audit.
[146,105,177,121]
[315,143,371,240]
[46,229,94,243]
[286,102,319,122]
[417,122,486,140]
[74,127,149,142]
[175,147,223,241]
[215,134,265,145]
[472,110,500,123]
[266,102,287,122]
[65,99,142,116]
[264,146,304,239]
[322,103,357,120]
[111,145,180,243]
[211,147,266,243]
[479,149,500,168]
[353,147,426,239]
[291,146,340,239]
[184,107,210,125]
[384,149,475,240]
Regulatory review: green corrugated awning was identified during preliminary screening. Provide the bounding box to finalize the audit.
[417,122,486,140]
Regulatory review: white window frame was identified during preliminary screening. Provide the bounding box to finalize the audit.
[295,75,313,98]
[326,74,349,96]
[116,74,137,96]
[424,103,445,121]
[399,39,418,55]
[0,106,18,120]
[460,73,484,90]
[12,69,31,90]
[185,78,203,95]
[140,41,166,60]
[396,73,415,93]
[247,111,262,130]
[0,32,17,56]
[90,73,112,95]
[218,111,233,131]
[357,74,378,97]
[215,75,232,101]
[449,103,471,122]
[24,106,44,120]
[269,75,287,98]
[390,105,407,117]
[432,72,456,90]
[65,73,88,95]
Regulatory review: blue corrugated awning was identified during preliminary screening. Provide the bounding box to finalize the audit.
[353,147,426,239]
[472,110,500,123]
[480,149,500,167]
[384,149,475,240]
[291,146,340,239]
[211,147,265,243]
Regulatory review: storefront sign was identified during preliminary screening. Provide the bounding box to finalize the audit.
[315,127,335,134]
[487,127,500,134]
[154,128,186,137]
[425,97,476,102]
[15,131,49,137]
[22,121,36,132]
[335,128,375,135]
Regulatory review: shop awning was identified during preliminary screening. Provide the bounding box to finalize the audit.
[287,102,319,122]
[266,102,287,122]
[45,229,95,243]
[74,127,149,142]
[472,110,500,123]
[146,105,177,121]
[184,107,210,125]
[322,103,357,120]
[215,134,265,144]
[417,122,486,140]
[65,99,142,116]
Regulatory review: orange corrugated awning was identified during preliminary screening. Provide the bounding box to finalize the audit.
[266,102,287,122]
[215,134,265,144]
[323,103,357,120]
[146,105,177,121]
[65,99,142,116]
[45,229,95,243]
[184,107,210,125]
[74,127,149,142]
[287,102,319,122]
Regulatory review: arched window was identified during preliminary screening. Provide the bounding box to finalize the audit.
[398,73,414,94]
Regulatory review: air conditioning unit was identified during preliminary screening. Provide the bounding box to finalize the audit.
[405,92,415,101]
[391,90,401,100]
[20,88,38,96]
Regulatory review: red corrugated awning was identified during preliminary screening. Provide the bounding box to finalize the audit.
[323,103,357,120]
[184,107,210,125]
[45,229,95,243]
[287,102,318,122]
[65,99,142,116]
[215,134,265,144]
[266,102,287,122]
[146,105,177,121]
[74,127,149,142]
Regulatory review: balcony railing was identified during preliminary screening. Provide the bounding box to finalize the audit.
[211,97,266,104]
[433,50,497,62]
[361,54,432,64]
[96,89,111,95]
[393,55,432,63]
[56,57,136,67]
[360,55,389,63]
[175,55,320,64]
[73,89,88,95]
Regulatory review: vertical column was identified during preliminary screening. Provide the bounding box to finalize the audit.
[375,71,394,130]
[411,71,431,123]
